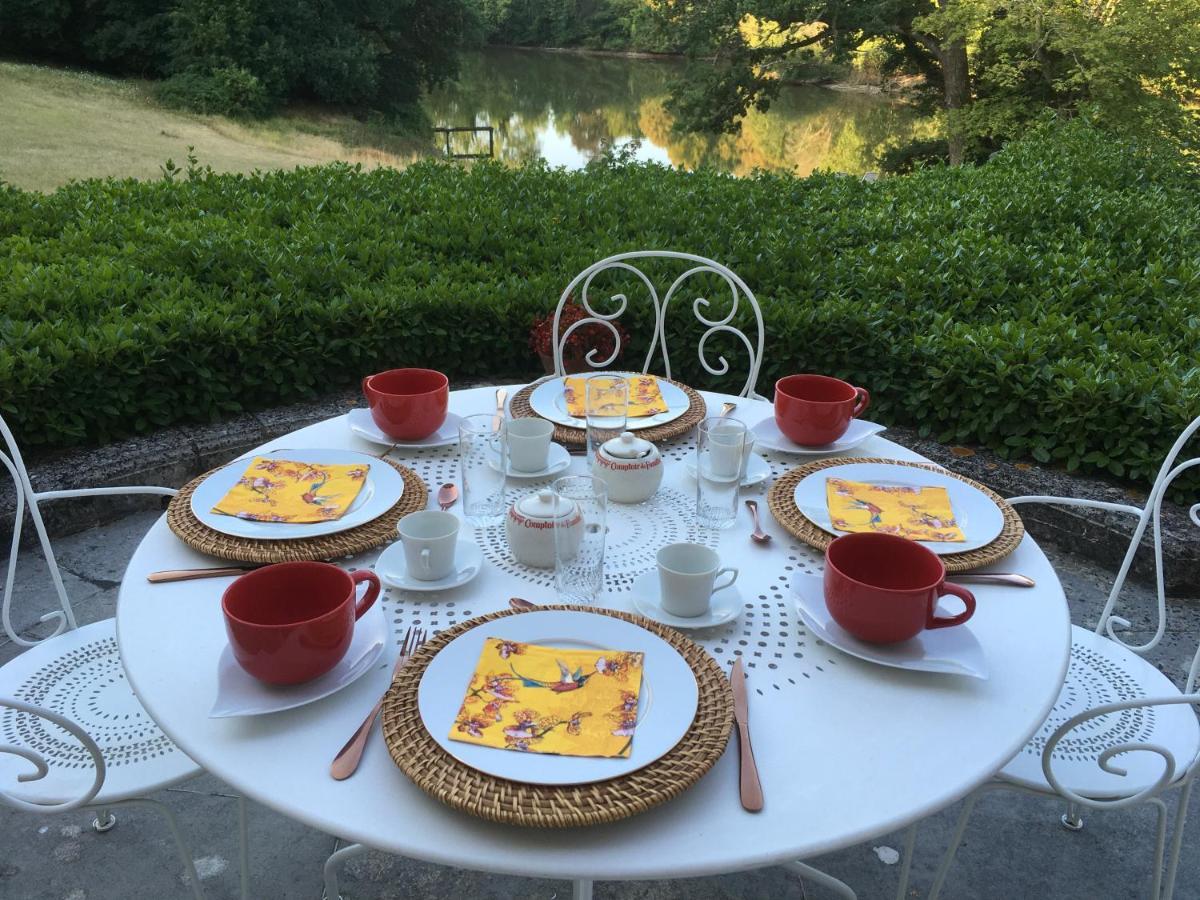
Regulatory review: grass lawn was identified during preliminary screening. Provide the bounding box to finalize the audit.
[0,61,430,192]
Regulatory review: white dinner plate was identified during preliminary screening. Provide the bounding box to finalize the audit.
[791,461,1004,555]
[190,449,404,540]
[418,609,698,786]
[792,573,987,679]
[751,417,886,455]
[488,442,572,479]
[685,453,771,488]
[376,539,484,592]
[209,597,388,717]
[529,374,690,431]
[628,570,744,630]
[347,407,462,449]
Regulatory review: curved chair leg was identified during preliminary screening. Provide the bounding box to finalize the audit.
[572,878,593,900]
[783,861,857,899]
[894,823,917,900]
[323,841,366,900]
[1061,801,1084,831]
[928,782,1014,900]
[238,795,250,900]
[106,798,205,900]
[1163,779,1194,900]
[1148,797,1169,900]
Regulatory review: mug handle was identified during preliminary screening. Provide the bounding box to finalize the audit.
[350,570,381,619]
[420,548,431,575]
[712,567,739,593]
[851,387,871,418]
[926,582,975,630]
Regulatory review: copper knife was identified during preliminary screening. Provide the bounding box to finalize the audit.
[493,387,508,432]
[730,658,764,812]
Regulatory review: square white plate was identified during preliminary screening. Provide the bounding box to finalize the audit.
[210,597,387,717]
[751,416,886,455]
[792,572,987,679]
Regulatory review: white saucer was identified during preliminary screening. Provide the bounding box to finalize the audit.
[751,416,886,455]
[209,597,387,717]
[376,539,484,592]
[791,572,987,679]
[685,453,770,488]
[628,570,744,629]
[488,442,572,479]
[347,407,461,449]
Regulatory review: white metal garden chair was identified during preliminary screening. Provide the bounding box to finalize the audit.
[552,251,767,400]
[926,415,1200,900]
[0,413,219,898]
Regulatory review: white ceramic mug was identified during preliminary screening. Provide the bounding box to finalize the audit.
[657,542,738,618]
[397,510,460,581]
[505,418,554,473]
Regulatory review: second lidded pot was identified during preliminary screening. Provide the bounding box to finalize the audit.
[591,431,663,503]
[506,489,583,568]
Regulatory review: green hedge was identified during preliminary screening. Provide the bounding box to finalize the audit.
[1,121,1198,487]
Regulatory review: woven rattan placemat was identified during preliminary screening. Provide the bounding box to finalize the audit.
[510,375,707,446]
[381,604,734,828]
[766,457,1024,574]
[166,458,427,563]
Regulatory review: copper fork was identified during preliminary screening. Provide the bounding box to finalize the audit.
[330,626,427,780]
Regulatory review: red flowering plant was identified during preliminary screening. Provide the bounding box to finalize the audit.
[529,300,630,374]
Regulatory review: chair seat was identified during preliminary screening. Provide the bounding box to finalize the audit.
[1000,625,1200,799]
[0,618,200,807]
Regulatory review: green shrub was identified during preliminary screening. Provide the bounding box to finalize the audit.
[156,65,271,117]
[1,121,1197,488]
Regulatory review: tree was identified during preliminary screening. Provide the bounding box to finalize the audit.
[656,0,1200,163]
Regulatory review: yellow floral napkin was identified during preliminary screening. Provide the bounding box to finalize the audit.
[563,375,668,419]
[826,477,966,542]
[450,638,645,758]
[210,457,369,524]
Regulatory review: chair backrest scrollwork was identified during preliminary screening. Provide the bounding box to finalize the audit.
[0,414,77,646]
[553,251,766,399]
[1091,416,1200,665]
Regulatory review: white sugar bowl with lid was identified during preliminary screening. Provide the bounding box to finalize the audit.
[591,431,663,503]
[506,490,583,568]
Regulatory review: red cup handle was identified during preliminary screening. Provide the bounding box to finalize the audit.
[361,376,371,396]
[350,570,380,619]
[927,582,975,630]
[852,387,871,418]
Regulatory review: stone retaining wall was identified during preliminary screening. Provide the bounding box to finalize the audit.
[4,386,1197,593]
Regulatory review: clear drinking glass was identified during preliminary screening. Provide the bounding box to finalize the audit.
[695,417,746,529]
[585,375,628,462]
[459,413,507,526]
[552,475,608,605]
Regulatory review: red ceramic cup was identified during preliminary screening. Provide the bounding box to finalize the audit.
[221,562,381,685]
[362,368,449,441]
[774,374,870,446]
[823,532,976,645]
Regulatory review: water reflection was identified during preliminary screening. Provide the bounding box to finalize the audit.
[424,48,933,175]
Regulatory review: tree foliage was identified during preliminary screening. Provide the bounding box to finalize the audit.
[653,0,1200,159]
[0,0,474,118]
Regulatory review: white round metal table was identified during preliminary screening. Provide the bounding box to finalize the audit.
[116,386,1071,888]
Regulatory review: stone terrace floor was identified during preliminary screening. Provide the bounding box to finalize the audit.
[2,512,1199,899]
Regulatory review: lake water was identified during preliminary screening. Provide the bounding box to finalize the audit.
[424,48,932,176]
